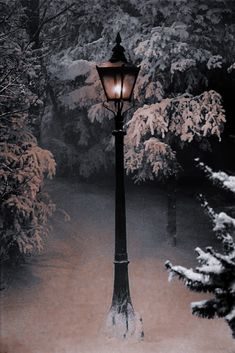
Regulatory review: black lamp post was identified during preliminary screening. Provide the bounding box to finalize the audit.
[96,33,143,339]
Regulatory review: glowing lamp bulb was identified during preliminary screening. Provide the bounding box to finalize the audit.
[113,84,126,97]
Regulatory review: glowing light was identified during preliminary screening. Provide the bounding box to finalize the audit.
[113,84,126,96]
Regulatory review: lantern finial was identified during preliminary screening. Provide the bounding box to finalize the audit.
[116,32,121,45]
[110,33,127,63]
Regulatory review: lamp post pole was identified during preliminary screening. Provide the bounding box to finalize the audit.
[96,34,143,339]
[112,101,132,319]
[107,101,143,340]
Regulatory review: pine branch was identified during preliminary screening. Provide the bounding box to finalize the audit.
[197,194,235,253]
[197,194,216,221]
[191,298,220,319]
[195,247,219,265]
[226,315,235,339]
[206,247,235,269]
[165,261,215,293]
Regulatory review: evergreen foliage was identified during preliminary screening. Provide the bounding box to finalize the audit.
[125,90,225,182]
[165,162,235,338]
[0,115,56,261]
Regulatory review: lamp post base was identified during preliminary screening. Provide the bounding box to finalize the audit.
[103,257,144,340]
[105,306,144,341]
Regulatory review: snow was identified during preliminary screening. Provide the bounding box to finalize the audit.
[49,55,93,81]
[0,180,234,353]
[228,63,235,74]
[105,307,144,341]
[213,212,235,232]
[195,247,219,265]
[197,263,223,275]
[88,103,113,123]
[60,85,98,109]
[207,55,223,70]
[167,264,210,284]
[170,59,196,74]
[226,309,235,322]
[191,300,208,310]
[211,171,235,194]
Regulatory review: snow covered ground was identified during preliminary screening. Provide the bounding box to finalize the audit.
[0,178,234,353]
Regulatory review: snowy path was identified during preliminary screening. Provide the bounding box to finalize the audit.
[0,179,234,353]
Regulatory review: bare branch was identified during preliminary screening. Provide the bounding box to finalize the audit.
[33,3,75,42]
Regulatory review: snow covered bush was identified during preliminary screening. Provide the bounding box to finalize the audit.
[165,163,235,338]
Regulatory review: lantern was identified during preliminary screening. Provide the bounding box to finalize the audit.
[96,33,140,102]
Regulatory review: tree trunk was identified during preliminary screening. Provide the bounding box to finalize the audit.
[21,0,40,48]
[167,175,177,246]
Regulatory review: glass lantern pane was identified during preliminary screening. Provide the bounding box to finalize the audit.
[101,73,116,100]
[97,64,139,101]
[101,71,125,101]
[122,73,136,100]
[113,73,123,100]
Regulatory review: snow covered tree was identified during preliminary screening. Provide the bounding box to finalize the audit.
[165,162,235,338]
[0,114,56,261]
[125,90,225,181]
[0,1,56,262]
[122,8,232,243]
[19,0,76,138]
[125,88,225,245]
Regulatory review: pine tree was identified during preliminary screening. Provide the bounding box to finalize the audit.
[165,161,235,338]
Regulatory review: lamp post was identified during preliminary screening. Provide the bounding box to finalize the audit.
[96,33,143,340]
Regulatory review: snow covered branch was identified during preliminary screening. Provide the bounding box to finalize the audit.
[195,159,235,194]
